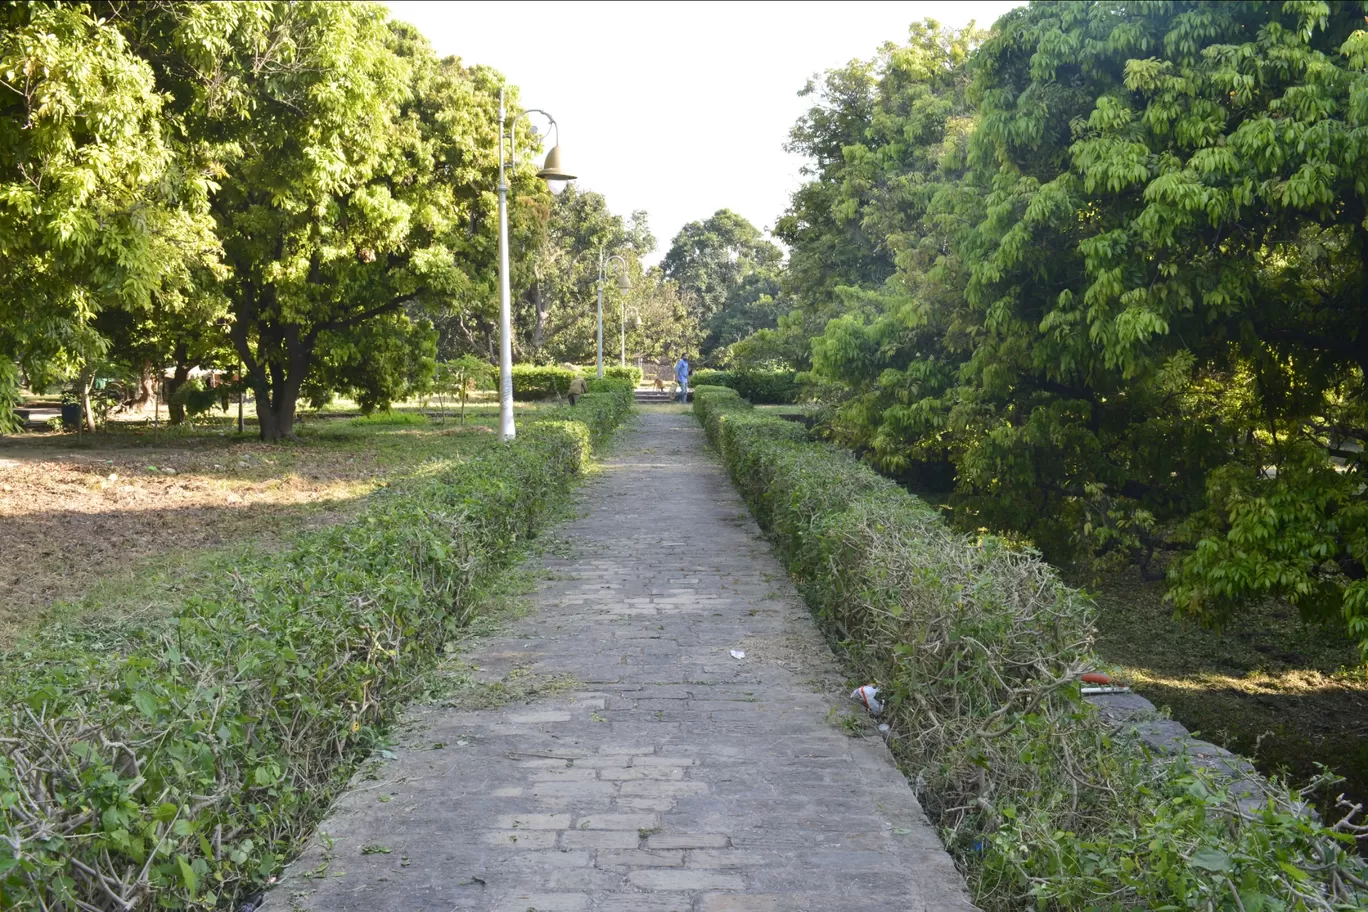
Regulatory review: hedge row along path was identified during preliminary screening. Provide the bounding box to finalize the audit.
[270,409,973,912]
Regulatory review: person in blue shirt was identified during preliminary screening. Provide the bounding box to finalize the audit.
[674,355,690,403]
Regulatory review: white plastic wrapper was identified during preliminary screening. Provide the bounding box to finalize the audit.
[851,684,883,715]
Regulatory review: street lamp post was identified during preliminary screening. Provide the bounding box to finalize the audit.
[596,248,630,378]
[497,86,574,441]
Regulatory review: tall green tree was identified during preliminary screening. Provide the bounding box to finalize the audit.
[109,3,546,439]
[793,3,1368,651]
[519,184,654,364]
[621,266,703,364]
[661,209,783,361]
[955,0,1368,636]
[795,20,984,482]
[0,2,219,430]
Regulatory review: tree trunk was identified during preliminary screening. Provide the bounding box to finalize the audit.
[165,348,191,425]
[250,326,312,442]
[531,271,545,353]
[255,393,298,441]
[127,362,156,410]
[78,369,96,433]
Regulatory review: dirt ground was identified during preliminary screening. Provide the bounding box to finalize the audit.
[0,409,504,645]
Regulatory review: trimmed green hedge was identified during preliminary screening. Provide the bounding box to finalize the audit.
[690,369,799,404]
[0,387,633,909]
[511,364,574,400]
[604,365,642,386]
[585,376,633,399]
[693,385,1368,911]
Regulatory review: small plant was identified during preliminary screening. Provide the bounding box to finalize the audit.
[434,356,495,424]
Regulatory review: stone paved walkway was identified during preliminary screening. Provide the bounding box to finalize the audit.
[270,410,974,912]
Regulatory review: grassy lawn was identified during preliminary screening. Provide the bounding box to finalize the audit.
[1074,565,1368,829]
[0,395,548,645]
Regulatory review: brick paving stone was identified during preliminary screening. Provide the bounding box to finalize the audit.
[561,830,641,850]
[627,870,747,891]
[267,410,975,912]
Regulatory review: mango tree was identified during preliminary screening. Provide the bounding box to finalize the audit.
[109,3,547,439]
[0,3,219,431]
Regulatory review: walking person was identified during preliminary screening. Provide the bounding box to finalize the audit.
[674,354,690,403]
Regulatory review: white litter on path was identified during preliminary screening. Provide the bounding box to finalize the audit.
[730,649,746,659]
[851,685,884,715]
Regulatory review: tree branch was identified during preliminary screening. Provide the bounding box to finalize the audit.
[310,294,417,340]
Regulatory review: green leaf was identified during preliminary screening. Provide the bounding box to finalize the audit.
[1277,861,1307,882]
[177,855,197,894]
[1189,848,1233,872]
[132,691,158,718]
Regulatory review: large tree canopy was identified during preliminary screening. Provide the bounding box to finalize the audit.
[768,4,1368,654]
[661,209,784,361]
[2,2,556,438]
[0,2,220,429]
[520,184,654,365]
[2,0,683,435]
[108,2,548,438]
[430,183,698,368]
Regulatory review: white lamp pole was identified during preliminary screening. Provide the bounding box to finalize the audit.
[496,85,574,441]
[496,88,515,441]
[596,247,630,379]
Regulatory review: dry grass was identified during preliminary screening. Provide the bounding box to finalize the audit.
[0,403,524,645]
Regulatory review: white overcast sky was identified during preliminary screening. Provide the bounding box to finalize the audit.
[384,1,1023,262]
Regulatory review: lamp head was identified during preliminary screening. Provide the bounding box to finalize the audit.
[615,272,632,291]
[537,145,576,182]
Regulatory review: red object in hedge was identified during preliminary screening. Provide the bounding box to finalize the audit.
[1081,672,1111,685]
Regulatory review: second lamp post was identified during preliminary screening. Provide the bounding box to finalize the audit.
[596,247,630,379]
[496,86,574,441]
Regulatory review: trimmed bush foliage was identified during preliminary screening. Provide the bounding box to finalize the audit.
[690,369,730,390]
[584,376,633,400]
[690,369,798,404]
[0,387,633,909]
[603,365,642,386]
[510,364,575,400]
[692,385,1368,911]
